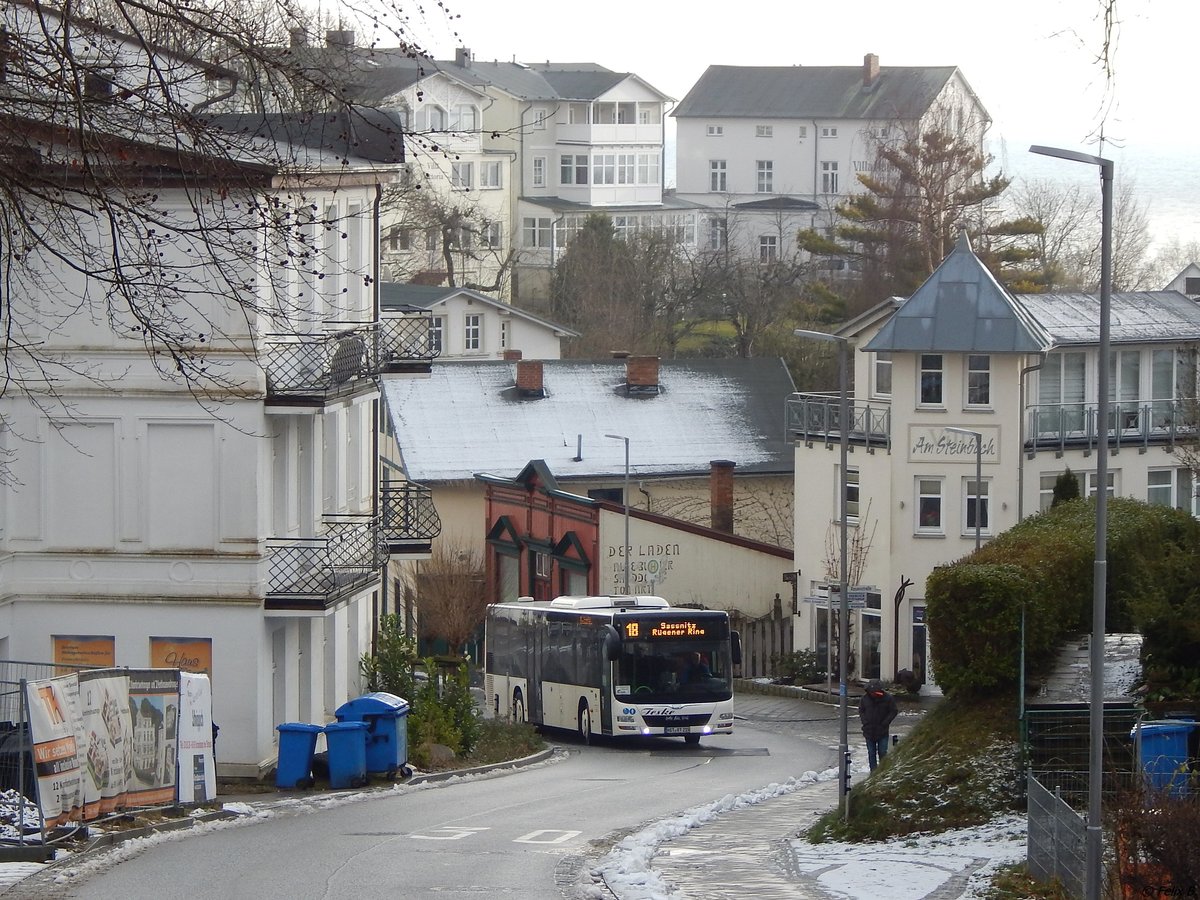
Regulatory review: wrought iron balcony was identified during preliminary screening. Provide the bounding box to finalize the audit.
[381,482,441,554]
[786,392,891,452]
[264,314,438,404]
[266,514,388,610]
[1025,399,1197,454]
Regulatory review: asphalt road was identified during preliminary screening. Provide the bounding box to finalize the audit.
[36,706,840,899]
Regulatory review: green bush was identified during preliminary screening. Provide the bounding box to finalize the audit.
[771,649,826,684]
[927,497,1200,699]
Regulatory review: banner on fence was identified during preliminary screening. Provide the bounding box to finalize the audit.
[24,674,84,828]
[127,669,180,807]
[77,668,134,818]
[176,673,216,804]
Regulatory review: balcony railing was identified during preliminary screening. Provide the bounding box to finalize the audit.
[264,314,437,402]
[786,393,891,451]
[266,514,388,610]
[1026,399,1197,453]
[381,482,442,553]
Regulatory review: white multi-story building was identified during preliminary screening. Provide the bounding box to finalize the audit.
[673,54,988,264]
[788,234,1200,688]
[0,6,438,776]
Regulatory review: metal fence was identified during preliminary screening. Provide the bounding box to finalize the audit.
[1024,702,1141,810]
[1027,772,1087,899]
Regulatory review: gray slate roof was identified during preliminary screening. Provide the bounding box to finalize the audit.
[864,233,1050,353]
[673,64,960,120]
[1016,291,1200,346]
[382,358,796,483]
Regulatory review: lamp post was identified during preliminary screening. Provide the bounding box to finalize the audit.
[1030,144,1112,900]
[795,328,851,818]
[604,433,631,595]
[945,427,983,552]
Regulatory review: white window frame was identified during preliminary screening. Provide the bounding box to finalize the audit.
[463,313,482,352]
[966,354,991,407]
[593,153,616,185]
[916,477,944,534]
[522,217,552,248]
[450,161,473,190]
[756,159,773,193]
[532,156,546,187]
[758,234,778,262]
[483,221,502,249]
[499,319,509,350]
[707,216,727,251]
[560,154,588,186]
[709,159,727,192]
[532,109,547,129]
[1086,470,1116,499]
[636,153,659,185]
[842,466,860,524]
[756,124,773,138]
[429,316,444,354]
[919,354,944,406]
[821,125,838,138]
[451,104,478,131]
[821,160,839,194]
[873,351,892,398]
[798,125,808,139]
[1147,468,1197,514]
[617,153,636,185]
[1039,471,1084,512]
[480,160,503,189]
[706,124,724,136]
[961,477,991,537]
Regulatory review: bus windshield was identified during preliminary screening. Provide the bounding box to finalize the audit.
[613,640,732,704]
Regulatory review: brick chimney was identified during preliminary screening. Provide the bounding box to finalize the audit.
[626,356,660,394]
[325,29,355,48]
[503,349,523,361]
[710,460,735,533]
[516,359,544,398]
[455,46,472,68]
[863,53,880,89]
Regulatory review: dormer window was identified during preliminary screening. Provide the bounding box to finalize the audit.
[84,70,115,100]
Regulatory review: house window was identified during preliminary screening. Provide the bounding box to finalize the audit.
[756,124,773,138]
[522,217,552,248]
[1039,471,1084,512]
[464,314,482,351]
[560,154,588,185]
[916,478,943,533]
[707,124,724,136]
[450,162,473,189]
[483,221,502,248]
[593,153,616,185]
[617,153,636,184]
[1110,349,1141,430]
[532,109,547,129]
[756,160,773,193]
[1148,468,1197,513]
[422,105,447,131]
[821,126,838,138]
[500,319,509,350]
[872,352,892,397]
[759,235,778,262]
[638,107,652,125]
[429,316,444,354]
[843,466,860,523]
[452,104,478,131]
[1086,470,1116,499]
[821,161,839,194]
[424,228,438,251]
[798,125,808,139]
[1186,276,1200,295]
[385,226,410,252]
[480,160,503,189]
[709,160,727,192]
[636,153,659,185]
[568,102,589,124]
[963,478,990,535]
[707,217,727,250]
[967,354,991,406]
[920,354,944,405]
[1038,350,1087,435]
[532,156,546,187]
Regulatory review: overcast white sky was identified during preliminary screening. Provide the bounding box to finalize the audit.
[403,0,1200,247]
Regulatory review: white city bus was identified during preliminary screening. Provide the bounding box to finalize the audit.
[484,595,741,745]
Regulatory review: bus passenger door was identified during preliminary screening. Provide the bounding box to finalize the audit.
[529,622,543,723]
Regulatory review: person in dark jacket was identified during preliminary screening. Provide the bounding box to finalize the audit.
[858,679,898,771]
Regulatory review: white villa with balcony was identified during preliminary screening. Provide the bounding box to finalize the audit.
[0,7,440,776]
[788,234,1200,689]
[672,55,988,266]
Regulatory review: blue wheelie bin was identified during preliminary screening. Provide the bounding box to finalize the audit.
[323,721,368,789]
[276,723,323,789]
[1131,719,1196,796]
[335,692,411,777]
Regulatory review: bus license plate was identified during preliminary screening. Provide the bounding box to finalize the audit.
[665,726,690,734]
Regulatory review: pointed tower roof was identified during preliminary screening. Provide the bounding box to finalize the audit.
[863,232,1050,353]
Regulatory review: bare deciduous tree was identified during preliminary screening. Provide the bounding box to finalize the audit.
[405,539,488,655]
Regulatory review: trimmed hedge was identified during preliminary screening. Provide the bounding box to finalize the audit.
[927,497,1200,699]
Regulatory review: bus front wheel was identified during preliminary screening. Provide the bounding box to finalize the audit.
[577,703,591,745]
[684,734,701,746]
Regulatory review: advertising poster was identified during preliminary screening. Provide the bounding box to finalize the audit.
[52,635,116,671]
[76,668,135,817]
[126,669,180,807]
[176,673,216,804]
[149,637,212,678]
[24,675,84,827]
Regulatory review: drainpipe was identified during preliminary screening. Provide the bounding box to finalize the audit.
[1017,356,1045,522]
[812,119,820,215]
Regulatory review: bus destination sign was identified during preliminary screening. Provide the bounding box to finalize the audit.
[623,619,711,639]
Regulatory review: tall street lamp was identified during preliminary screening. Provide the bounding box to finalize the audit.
[945,426,983,552]
[1030,144,1113,900]
[794,328,851,818]
[604,433,631,595]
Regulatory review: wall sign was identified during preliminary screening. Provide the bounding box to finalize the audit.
[907,426,999,463]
